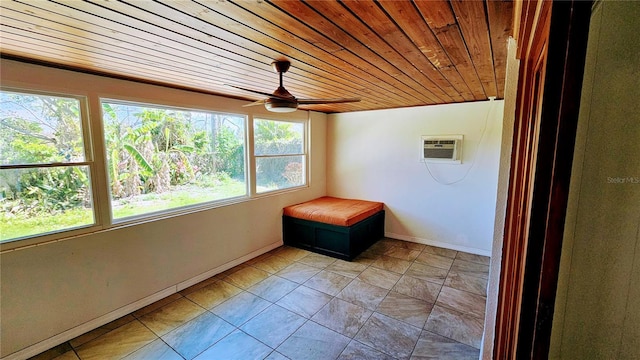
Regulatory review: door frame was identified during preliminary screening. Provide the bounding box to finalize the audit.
[494,1,592,358]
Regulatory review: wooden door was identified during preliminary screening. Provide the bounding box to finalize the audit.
[494,1,591,358]
[494,2,550,357]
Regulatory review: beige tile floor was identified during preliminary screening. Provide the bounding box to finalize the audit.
[29,238,489,360]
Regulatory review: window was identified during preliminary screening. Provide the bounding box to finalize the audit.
[0,90,94,241]
[253,118,306,193]
[0,87,309,245]
[102,101,246,220]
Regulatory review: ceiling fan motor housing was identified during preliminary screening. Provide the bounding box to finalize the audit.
[273,86,296,100]
[228,59,360,112]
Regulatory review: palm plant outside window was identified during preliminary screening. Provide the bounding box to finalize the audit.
[1,90,307,245]
[102,101,247,221]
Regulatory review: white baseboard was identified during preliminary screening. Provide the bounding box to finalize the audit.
[0,287,174,360]
[1,240,283,360]
[385,232,492,257]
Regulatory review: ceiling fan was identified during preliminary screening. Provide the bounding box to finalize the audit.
[226,60,360,113]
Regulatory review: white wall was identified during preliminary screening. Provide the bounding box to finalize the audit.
[0,60,327,358]
[550,2,640,359]
[327,100,504,255]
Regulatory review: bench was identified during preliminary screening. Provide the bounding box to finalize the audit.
[282,196,385,260]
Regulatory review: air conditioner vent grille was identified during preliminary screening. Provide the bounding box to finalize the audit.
[421,135,463,164]
[424,148,455,159]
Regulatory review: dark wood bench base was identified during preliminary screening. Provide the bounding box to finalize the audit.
[282,210,384,261]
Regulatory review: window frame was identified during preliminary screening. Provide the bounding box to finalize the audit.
[0,85,312,251]
[251,116,309,196]
[0,87,101,246]
[99,98,250,225]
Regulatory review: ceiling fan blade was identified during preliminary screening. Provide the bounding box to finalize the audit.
[226,83,295,102]
[224,84,275,98]
[242,99,266,107]
[297,98,361,105]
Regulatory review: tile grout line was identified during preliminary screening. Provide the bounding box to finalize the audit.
[32,240,487,360]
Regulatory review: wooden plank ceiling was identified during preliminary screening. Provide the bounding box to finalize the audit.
[0,0,513,113]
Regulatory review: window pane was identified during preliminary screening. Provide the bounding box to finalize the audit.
[0,91,85,165]
[102,102,246,220]
[256,155,304,193]
[0,166,94,241]
[254,119,303,156]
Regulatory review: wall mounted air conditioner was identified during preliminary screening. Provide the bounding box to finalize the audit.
[421,135,463,164]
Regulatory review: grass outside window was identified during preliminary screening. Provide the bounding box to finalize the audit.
[1,90,309,245]
[0,90,95,242]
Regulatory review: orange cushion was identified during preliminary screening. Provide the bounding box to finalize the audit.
[283,196,384,226]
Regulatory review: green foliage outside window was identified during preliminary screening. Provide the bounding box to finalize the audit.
[102,102,246,220]
[1,91,93,240]
[0,91,306,242]
[0,93,88,211]
[254,119,305,192]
